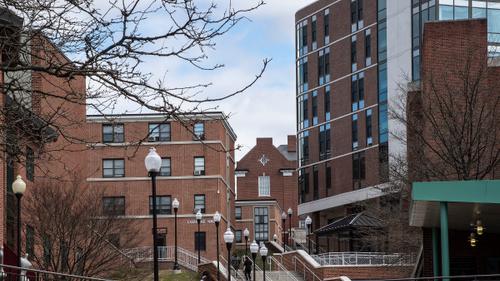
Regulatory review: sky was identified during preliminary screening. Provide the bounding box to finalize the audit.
[193,0,315,160]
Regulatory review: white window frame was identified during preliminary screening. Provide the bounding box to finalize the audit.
[258,174,271,197]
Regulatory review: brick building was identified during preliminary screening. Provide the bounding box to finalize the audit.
[85,113,236,261]
[294,0,412,251]
[408,19,500,277]
[234,137,297,248]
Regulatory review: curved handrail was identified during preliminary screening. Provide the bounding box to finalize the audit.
[293,255,322,281]
[268,255,300,281]
[0,263,114,280]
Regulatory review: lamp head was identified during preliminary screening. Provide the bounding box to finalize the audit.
[172,198,179,209]
[305,216,312,226]
[144,147,162,173]
[224,228,234,244]
[287,208,293,216]
[243,228,250,238]
[281,211,287,220]
[196,209,203,221]
[213,211,221,223]
[273,234,278,241]
[12,175,26,195]
[259,244,268,257]
[250,240,259,254]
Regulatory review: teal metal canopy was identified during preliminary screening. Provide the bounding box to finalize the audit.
[412,180,500,204]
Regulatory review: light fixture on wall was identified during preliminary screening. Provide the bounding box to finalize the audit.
[476,219,484,235]
[469,232,477,247]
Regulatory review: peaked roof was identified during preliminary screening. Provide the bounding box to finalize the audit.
[277,144,297,161]
[314,212,384,235]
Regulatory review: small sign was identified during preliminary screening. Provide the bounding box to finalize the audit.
[186,219,215,224]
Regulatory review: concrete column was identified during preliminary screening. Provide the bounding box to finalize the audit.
[440,202,450,280]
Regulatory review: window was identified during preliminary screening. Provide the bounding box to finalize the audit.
[194,157,205,175]
[351,35,357,72]
[352,114,358,150]
[311,15,317,50]
[60,241,69,271]
[326,163,332,190]
[149,195,172,215]
[235,230,243,243]
[313,165,319,200]
[235,207,242,220]
[298,57,308,93]
[351,72,365,111]
[299,130,310,165]
[194,194,206,213]
[318,48,330,85]
[299,169,309,204]
[254,207,269,242]
[258,175,270,197]
[319,124,331,160]
[324,9,330,44]
[102,196,125,216]
[43,236,51,267]
[102,124,124,143]
[312,91,318,125]
[160,158,171,176]
[26,147,34,181]
[353,152,366,189]
[26,225,34,257]
[324,86,331,120]
[365,29,372,66]
[103,159,125,177]
[195,232,206,251]
[297,20,308,56]
[351,0,364,32]
[194,122,205,140]
[366,109,373,145]
[148,123,171,142]
[107,234,120,247]
[297,93,309,129]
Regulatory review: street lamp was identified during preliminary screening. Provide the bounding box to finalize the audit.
[287,208,293,249]
[250,240,259,281]
[243,228,250,256]
[273,234,278,243]
[260,243,268,281]
[196,209,203,264]
[145,148,162,281]
[305,216,312,254]
[213,211,221,281]
[281,211,287,251]
[223,228,234,281]
[13,175,26,279]
[172,198,180,271]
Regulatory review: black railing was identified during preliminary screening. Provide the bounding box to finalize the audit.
[363,274,500,281]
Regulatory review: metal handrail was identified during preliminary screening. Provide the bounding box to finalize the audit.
[219,255,245,280]
[268,255,300,281]
[370,273,500,281]
[0,263,114,280]
[293,255,322,281]
[123,246,209,271]
[311,252,416,266]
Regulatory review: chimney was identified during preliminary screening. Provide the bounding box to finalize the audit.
[287,135,296,152]
[256,138,273,146]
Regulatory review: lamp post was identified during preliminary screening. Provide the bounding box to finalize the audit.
[145,148,162,281]
[172,198,180,271]
[287,208,293,249]
[243,228,250,256]
[13,175,26,280]
[281,211,287,251]
[0,246,6,280]
[260,243,268,281]
[305,216,312,254]
[250,240,258,281]
[224,228,234,281]
[213,211,221,281]
[196,209,203,264]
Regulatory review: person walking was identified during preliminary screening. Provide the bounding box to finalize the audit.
[243,256,253,281]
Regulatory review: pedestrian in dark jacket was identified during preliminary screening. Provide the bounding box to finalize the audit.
[243,256,253,280]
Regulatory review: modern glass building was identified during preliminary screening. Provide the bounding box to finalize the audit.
[411,0,500,80]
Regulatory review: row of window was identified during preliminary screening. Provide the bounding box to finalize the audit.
[102,194,206,216]
[299,151,365,203]
[102,122,205,143]
[102,156,205,177]
[233,207,269,242]
[298,107,373,165]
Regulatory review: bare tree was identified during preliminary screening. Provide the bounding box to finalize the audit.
[24,173,140,278]
[0,0,269,168]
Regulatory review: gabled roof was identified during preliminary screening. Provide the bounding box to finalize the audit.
[277,144,297,161]
[314,212,384,235]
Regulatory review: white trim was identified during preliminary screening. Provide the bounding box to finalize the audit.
[296,0,342,23]
[298,144,379,169]
[235,171,248,177]
[280,170,294,177]
[90,140,225,147]
[296,63,378,98]
[297,183,389,215]
[87,175,225,182]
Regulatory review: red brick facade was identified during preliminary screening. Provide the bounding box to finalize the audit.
[234,137,297,247]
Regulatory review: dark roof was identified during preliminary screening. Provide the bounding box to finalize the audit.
[314,212,384,235]
[0,8,23,27]
[277,144,297,161]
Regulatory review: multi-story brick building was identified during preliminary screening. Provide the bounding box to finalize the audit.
[294,0,412,251]
[85,113,236,261]
[234,137,297,248]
